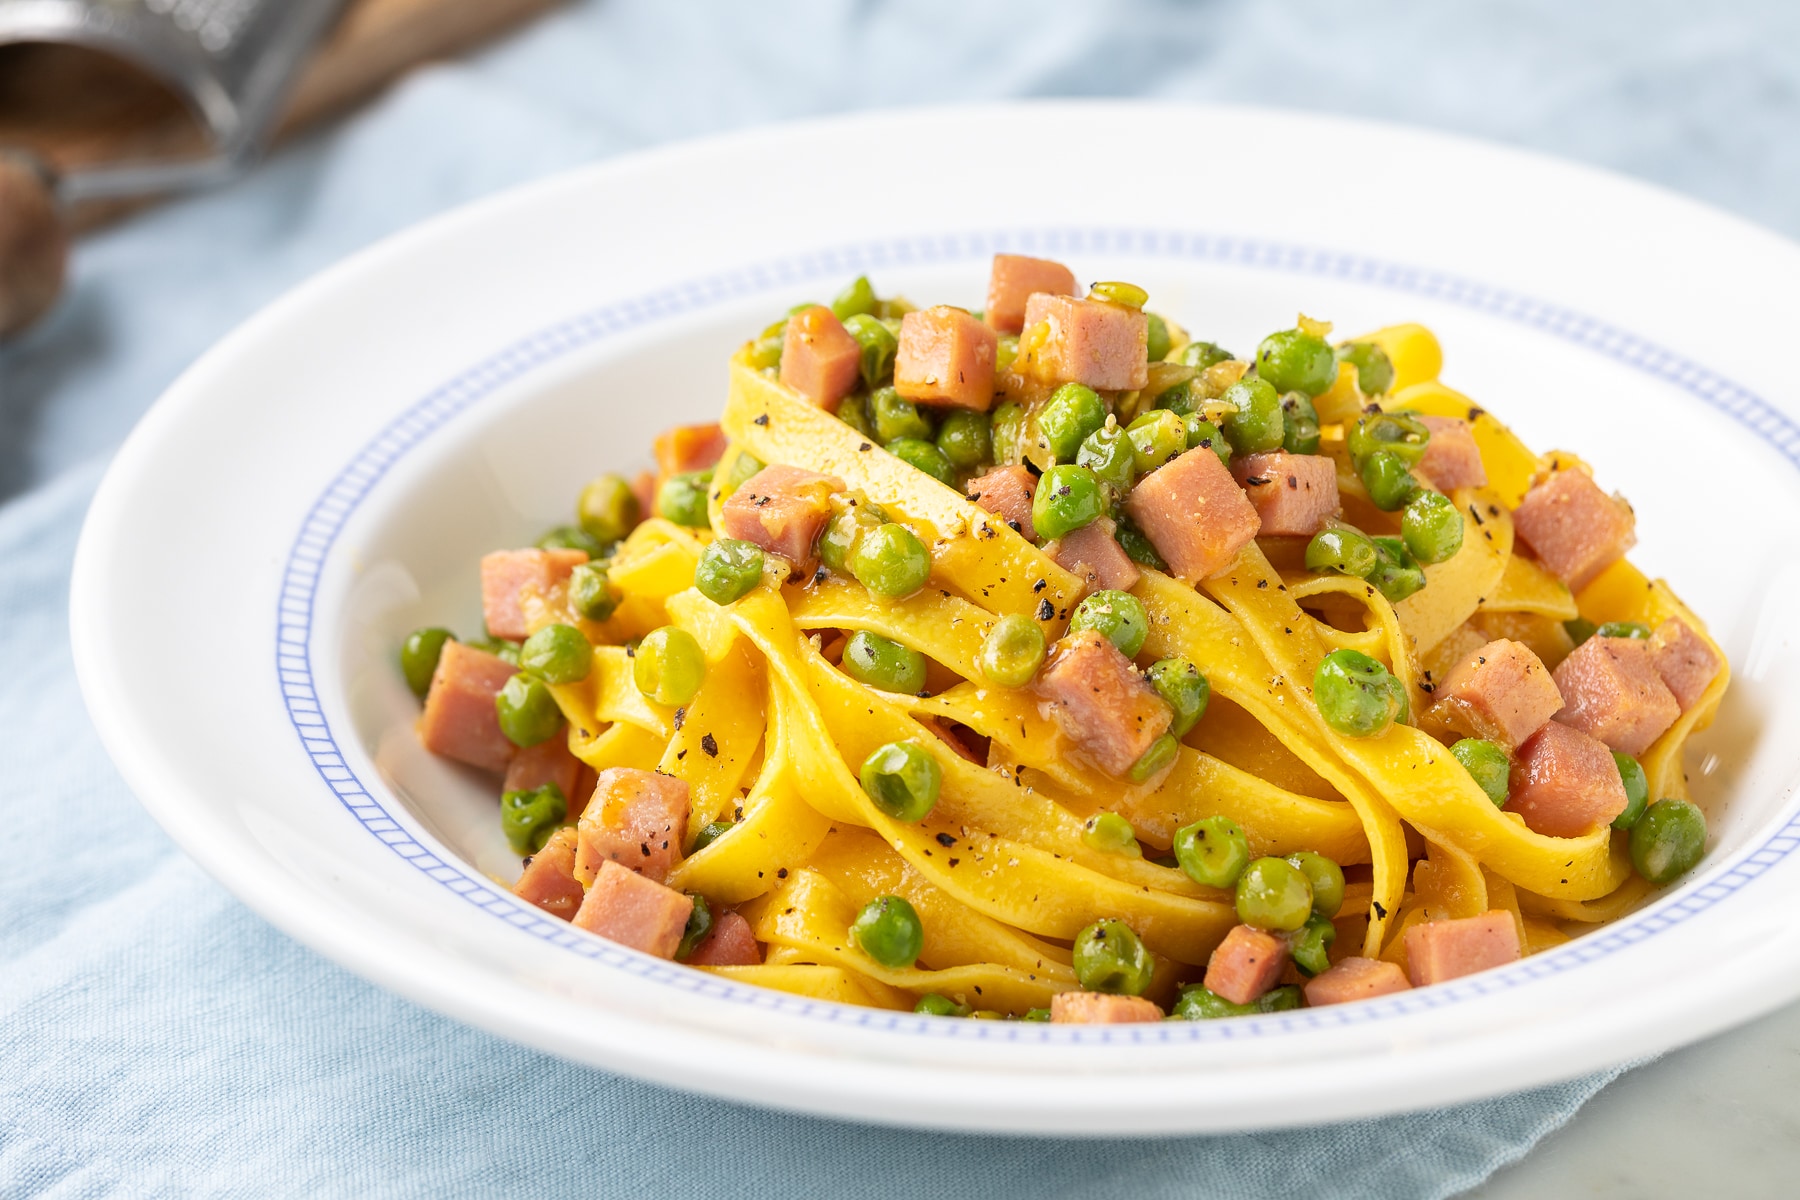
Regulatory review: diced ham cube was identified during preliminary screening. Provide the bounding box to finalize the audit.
[1203,924,1289,1006]
[1049,517,1140,593]
[895,306,999,411]
[1552,635,1680,756]
[1508,720,1630,837]
[1423,638,1563,752]
[481,548,587,642]
[1512,467,1636,591]
[965,464,1037,540]
[1123,445,1261,583]
[779,305,862,411]
[513,827,584,922]
[501,734,582,801]
[653,422,728,477]
[1648,618,1724,712]
[1303,956,1413,1007]
[717,464,843,577]
[985,254,1078,335]
[573,860,693,959]
[1415,416,1488,490]
[1403,910,1521,987]
[1032,631,1173,777]
[1230,451,1341,537]
[1050,992,1163,1024]
[576,767,690,884]
[684,910,763,966]
[417,640,518,773]
[1019,293,1149,392]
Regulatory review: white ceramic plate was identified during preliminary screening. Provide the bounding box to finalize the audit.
[70,103,1800,1135]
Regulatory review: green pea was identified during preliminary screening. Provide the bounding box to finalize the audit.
[1235,856,1314,932]
[400,627,455,697]
[471,637,520,666]
[1147,658,1209,737]
[1115,518,1168,571]
[1348,411,1431,467]
[1313,648,1406,738]
[1564,617,1598,647]
[851,895,924,968]
[1041,383,1108,462]
[1630,798,1706,884]
[1256,329,1337,396]
[1083,812,1142,857]
[977,613,1047,688]
[817,501,883,575]
[1022,1007,1051,1022]
[1596,621,1653,640]
[842,630,928,694]
[831,274,876,321]
[536,525,605,556]
[842,313,898,390]
[1612,753,1650,830]
[1360,450,1422,512]
[886,436,956,485]
[1403,489,1465,565]
[1219,377,1286,455]
[633,626,707,707]
[837,392,876,439]
[657,471,713,529]
[1366,536,1427,604]
[1183,416,1232,467]
[724,452,766,494]
[500,783,568,855]
[1306,526,1379,578]
[495,674,562,748]
[691,820,733,853]
[676,893,714,960]
[1338,341,1394,395]
[1291,914,1337,977]
[1031,464,1105,540]
[990,401,1027,464]
[1069,589,1149,657]
[695,538,765,605]
[1261,985,1302,1012]
[1145,313,1173,362]
[1126,410,1188,474]
[1171,984,1298,1019]
[859,740,942,822]
[1072,919,1154,995]
[1173,815,1251,889]
[850,522,932,598]
[1285,851,1346,918]
[568,561,619,622]
[1155,381,1197,416]
[915,993,970,1017]
[1089,281,1148,309]
[1175,340,1233,369]
[936,410,992,470]
[578,473,641,544]
[745,334,783,371]
[519,623,592,685]
[1451,738,1511,807]
[871,386,933,443]
[1128,734,1180,783]
[1076,423,1136,493]
[1280,391,1321,455]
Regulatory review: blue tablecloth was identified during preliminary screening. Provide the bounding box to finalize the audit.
[4,3,1795,1195]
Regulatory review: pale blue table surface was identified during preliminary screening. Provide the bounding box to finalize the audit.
[3,2,1796,1196]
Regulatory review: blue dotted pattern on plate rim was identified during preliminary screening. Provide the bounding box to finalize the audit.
[276,227,1800,1042]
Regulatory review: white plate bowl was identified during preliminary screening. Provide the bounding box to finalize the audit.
[70,102,1800,1135]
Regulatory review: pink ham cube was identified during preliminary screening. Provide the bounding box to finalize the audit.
[1508,720,1630,837]
[1203,924,1289,1006]
[1552,636,1680,756]
[417,640,518,773]
[1415,416,1488,491]
[1019,293,1148,392]
[1404,910,1521,987]
[684,910,763,966]
[1230,451,1341,537]
[576,767,691,884]
[895,306,999,411]
[573,860,693,959]
[480,548,587,642]
[1049,517,1140,593]
[654,422,728,477]
[1423,638,1563,752]
[779,305,862,411]
[1648,618,1724,712]
[513,827,584,922]
[985,253,1077,335]
[965,464,1038,541]
[1123,445,1261,583]
[717,463,843,577]
[1512,467,1636,590]
[1032,631,1173,777]
[1050,992,1163,1024]
[1303,956,1413,1007]
[502,734,582,802]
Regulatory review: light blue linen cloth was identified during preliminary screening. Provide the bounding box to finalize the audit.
[3,2,1795,1195]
